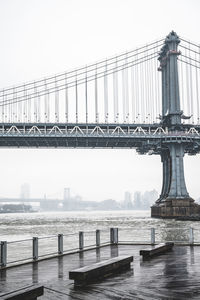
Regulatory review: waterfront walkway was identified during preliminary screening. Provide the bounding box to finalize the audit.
[0,244,200,299]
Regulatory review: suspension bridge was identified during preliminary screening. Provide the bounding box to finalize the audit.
[1,31,200,219]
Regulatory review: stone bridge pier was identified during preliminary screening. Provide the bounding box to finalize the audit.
[151,143,200,218]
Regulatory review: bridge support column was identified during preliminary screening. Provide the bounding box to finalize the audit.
[152,144,200,219]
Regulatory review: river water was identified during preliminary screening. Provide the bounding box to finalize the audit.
[0,210,200,264]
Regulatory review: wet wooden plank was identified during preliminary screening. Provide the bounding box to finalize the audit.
[69,255,133,285]
[140,242,174,258]
[0,285,44,300]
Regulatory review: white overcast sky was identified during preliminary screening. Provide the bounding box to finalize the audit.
[0,0,200,201]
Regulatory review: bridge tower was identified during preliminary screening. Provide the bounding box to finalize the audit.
[151,31,200,219]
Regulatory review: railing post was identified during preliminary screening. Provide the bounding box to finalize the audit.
[151,228,155,244]
[58,234,63,254]
[189,227,194,245]
[0,241,7,267]
[110,228,118,244]
[110,228,114,244]
[33,237,38,261]
[79,231,84,250]
[96,230,100,247]
[114,228,118,244]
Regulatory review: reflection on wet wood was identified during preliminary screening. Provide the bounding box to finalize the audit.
[0,245,200,299]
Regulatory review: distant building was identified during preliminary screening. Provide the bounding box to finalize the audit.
[142,189,158,209]
[20,183,30,200]
[133,191,142,209]
[63,188,70,201]
[122,191,133,209]
[98,199,120,210]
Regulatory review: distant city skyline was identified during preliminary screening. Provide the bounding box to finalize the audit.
[8,184,159,206]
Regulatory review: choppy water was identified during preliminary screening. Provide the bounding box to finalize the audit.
[0,210,200,264]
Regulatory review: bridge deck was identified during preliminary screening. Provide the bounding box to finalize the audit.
[0,244,199,299]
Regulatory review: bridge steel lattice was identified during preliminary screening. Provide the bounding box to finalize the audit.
[0,31,200,218]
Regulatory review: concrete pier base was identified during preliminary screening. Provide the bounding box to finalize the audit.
[151,198,200,219]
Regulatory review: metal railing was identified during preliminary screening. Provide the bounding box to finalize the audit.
[0,229,111,268]
[0,227,196,268]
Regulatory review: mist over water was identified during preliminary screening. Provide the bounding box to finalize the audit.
[0,210,199,242]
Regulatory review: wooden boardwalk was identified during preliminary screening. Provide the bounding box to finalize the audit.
[0,244,200,299]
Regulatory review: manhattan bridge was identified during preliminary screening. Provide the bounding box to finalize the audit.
[1,31,200,219]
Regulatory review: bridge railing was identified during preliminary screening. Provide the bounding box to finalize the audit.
[0,227,197,268]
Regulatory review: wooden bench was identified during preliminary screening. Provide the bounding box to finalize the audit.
[69,255,133,286]
[0,285,44,300]
[140,242,174,259]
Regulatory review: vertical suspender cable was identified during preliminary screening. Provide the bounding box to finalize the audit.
[6,92,11,123]
[122,57,126,122]
[85,68,88,123]
[180,54,185,116]
[28,95,31,123]
[15,88,17,122]
[136,50,140,123]
[13,88,15,123]
[122,53,129,123]
[113,58,119,123]
[23,84,26,123]
[154,46,158,122]
[55,76,59,123]
[25,87,28,123]
[140,59,144,123]
[104,61,108,123]
[18,89,21,122]
[56,89,59,123]
[95,64,98,123]
[34,82,37,123]
[135,51,138,123]
[157,43,161,118]
[188,42,194,123]
[75,73,78,123]
[0,90,3,122]
[148,48,153,123]
[55,77,57,122]
[197,46,200,123]
[44,79,48,122]
[65,74,68,123]
[131,64,135,122]
[37,92,40,123]
[125,53,129,122]
[185,48,190,117]
[152,54,155,122]
[8,91,11,123]
[195,51,199,123]
[3,92,6,123]
[145,45,148,123]
[157,42,161,118]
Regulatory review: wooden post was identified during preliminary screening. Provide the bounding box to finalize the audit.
[58,234,63,254]
[96,230,100,247]
[114,228,118,244]
[79,232,84,250]
[110,228,114,244]
[151,228,155,244]
[0,241,7,267]
[33,237,38,261]
[189,227,194,245]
